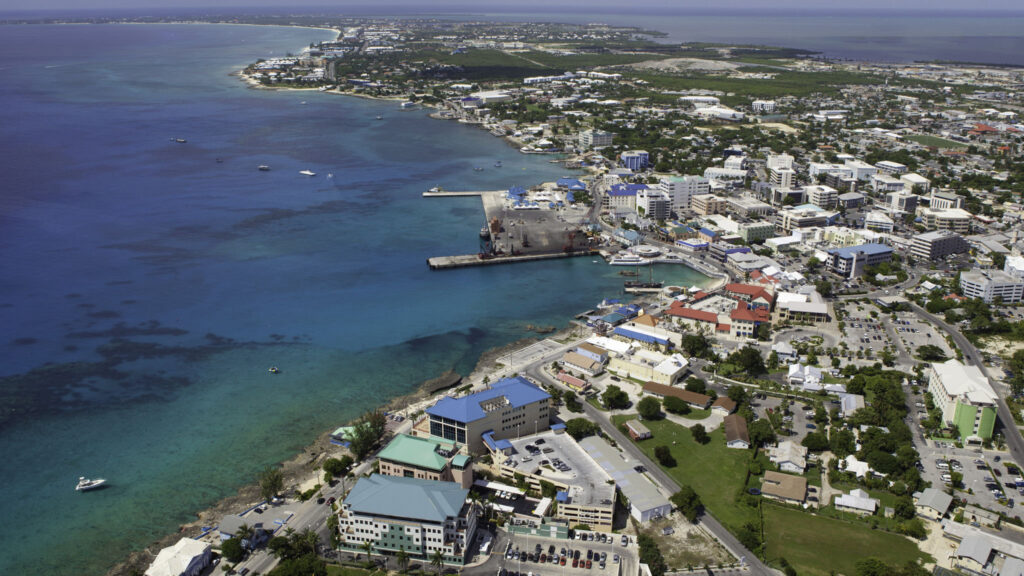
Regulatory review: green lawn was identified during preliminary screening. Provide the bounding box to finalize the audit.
[763,505,929,576]
[612,415,757,532]
[326,567,386,576]
[586,396,608,411]
[905,134,968,149]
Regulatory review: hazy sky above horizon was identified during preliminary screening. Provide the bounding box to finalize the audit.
[3,0,1024,13]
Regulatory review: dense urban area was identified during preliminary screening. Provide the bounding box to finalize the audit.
[126,15,1024,576]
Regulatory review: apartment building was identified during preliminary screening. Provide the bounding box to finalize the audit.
[927,360,997,442]
[960,268,1024,304]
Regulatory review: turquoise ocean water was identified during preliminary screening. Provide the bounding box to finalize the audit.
[0,24,711,575]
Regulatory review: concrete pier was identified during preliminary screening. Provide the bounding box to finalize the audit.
[422,190,503,197]
[427,250,598,270]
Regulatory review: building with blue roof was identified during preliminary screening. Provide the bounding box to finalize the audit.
[826,243,893,278]
[425,377,551,453]
[339,474,478,565]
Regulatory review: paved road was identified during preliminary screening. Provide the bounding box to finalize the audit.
[521,354,777,576]
[909,302,1024,467]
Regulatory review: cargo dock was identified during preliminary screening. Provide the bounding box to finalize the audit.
[427,250,597,270]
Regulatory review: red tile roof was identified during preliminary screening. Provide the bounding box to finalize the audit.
[666,301,719,323]
[725,283,775,304]
[973,123,999,133]
[730,301,771,323]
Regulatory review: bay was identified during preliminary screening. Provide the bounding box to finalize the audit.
[0,23,710,576]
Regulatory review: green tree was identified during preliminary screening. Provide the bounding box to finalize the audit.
[729,346,766,376]
[602,385,630,409]
[430,548,445,576]
[323,456,354,480]
[748,419,776,447]
[397,547,410,574]
[691,424,709,444]
[347,409,388,460]
[663,395,691,415]
[637,396,662,420]
[801,432,829,452]
[221,537,246,563]
[654,445,677,467]
[566,418,598,440]
[259,465,284,503]
[727,385,747,404]
[670,485,703,522]
[894,495,915,519]
[684,377,707,394]
[636,533,667,576]
[267,555,328,576]
[360,540,375,568]
[681,334,710,358]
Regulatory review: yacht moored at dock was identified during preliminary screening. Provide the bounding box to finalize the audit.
[608,253,650,266]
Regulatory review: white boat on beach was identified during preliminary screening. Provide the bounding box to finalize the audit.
[76,477,106,492]
[299,170,316,177]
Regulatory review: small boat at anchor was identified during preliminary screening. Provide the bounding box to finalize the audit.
[299,170,316,177]
[258,165,271,171]
[76,477,106,492]
[268,366,280,374]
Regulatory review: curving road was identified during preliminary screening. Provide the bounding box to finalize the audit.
[909,302,1024,466]
[521,354,778,576]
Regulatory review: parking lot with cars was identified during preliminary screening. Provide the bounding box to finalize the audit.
[889,312,953,359]
[917,443,1024,513]
[500,531,637,576]
[841,314,894,360]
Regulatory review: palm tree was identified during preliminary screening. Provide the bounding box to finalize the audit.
[430,548,445,576]
[361,540,375,568]
[236,523,256,550]
[397,546,410,574]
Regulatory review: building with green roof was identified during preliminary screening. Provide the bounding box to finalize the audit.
[378,434,473,488]
[338,474,478,566]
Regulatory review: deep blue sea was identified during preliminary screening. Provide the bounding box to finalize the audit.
[0,23,711,575]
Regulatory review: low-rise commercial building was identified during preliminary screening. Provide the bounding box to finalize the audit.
[691,194,728,215]
[338,475,478,565]
[927,359,997,442]
[491,430,615,532]
[738,221,776,243]
[914,487,953,521]
[608,350,689,386]
[805,185,838,210]
[769,441,807,474]
[580,436,673,523]
[835,489,879,516]
[378,434,473,488]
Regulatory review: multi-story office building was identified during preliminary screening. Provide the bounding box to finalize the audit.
[805,185,838,210]
[900,173,930,193]
[959,269,1024,303]
[826,243,893,278]
[691,194,727,216]
[738,222,775,243]
[910,230,969,262]
[620,150,649,171]
[727,196,773,218]
[338,475,478,565]
[886,191,919,215]
[770,167,795,189]
[844,159,877,181]
[927,360,997,442]
[424,377,551,453]
[578,129,613,149]
[657,175,709,214]
[766,153,794,171]
[874,160,908,176]
[775,206,835,234]
[919,207,972,234]
[871,174,906,194]
[863,210,895,233]
[636,188,671,220]
[929,189,966,210]
[377,434,473,489]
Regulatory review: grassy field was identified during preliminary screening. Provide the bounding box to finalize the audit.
[905,134,968,149]
[611,414,757,532]
[632,70,883,100]
[763,505,929,576]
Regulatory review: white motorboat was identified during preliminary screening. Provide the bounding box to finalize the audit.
[608,254,650,266]
[299,170,316,177]
[76,477,106,492]
[258,165,271,172]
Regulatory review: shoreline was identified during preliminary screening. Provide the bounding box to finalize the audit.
[105,328,561,576]
[109,26,727,576]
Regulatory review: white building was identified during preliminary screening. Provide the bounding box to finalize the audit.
[927,359,997,442]
[770,167,795,189]
[769,441,808,474]
[766,153,794,171]
[580,436,673,523]
[805,185,838,210]
[658,175,709,214]
[145,539,212,576]
[579,129,614,149]
[871,174,906,194]
[835,489,879,516]
[844,159,877,181]
[900,173,930,193]
[751,100,776,113]
[960,269,1024,303]
[863,210,895,233]
[875,160,908,176]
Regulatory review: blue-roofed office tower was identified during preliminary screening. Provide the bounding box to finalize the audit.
[338,474,477,566]
[825,243,893,279]
[424,376,552,453]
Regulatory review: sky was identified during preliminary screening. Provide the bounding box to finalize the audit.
[2,0,1023,14]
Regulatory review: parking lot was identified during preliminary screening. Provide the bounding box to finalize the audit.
[889,312,953,359]
[500,531,638,576]
[841,313,894,360]
[917,442,1023,513]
